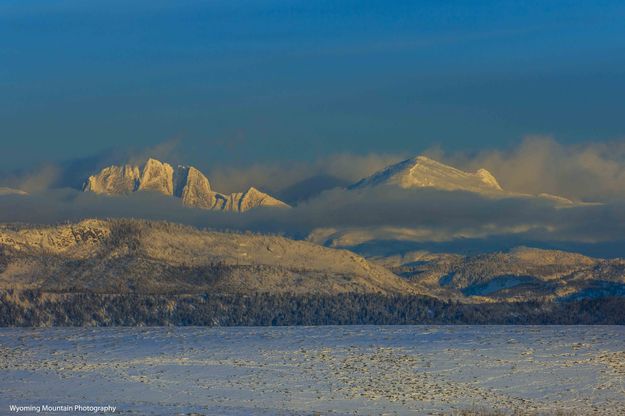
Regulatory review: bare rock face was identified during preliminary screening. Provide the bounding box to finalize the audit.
[137,158,174,195]
[175,166,215,209]
[83,165,141,194]
[84,158,289,212]
[227,187,291,212]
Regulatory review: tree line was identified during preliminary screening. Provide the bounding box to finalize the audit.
[2,290,625,327]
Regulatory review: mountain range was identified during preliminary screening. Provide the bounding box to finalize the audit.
[81,155,576,214]
[83,158,289,212]
[1,218,624,303]
[372,247,625,302]
[5,153,621,303]
[2,155,624,326]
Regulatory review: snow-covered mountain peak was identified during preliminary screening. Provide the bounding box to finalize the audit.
[475,168,502,191]
[350,155,503,194]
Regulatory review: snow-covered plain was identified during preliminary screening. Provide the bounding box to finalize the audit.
[1,326,625,415]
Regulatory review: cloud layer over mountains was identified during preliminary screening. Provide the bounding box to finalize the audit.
[203,136,625,203]
[6,136,625,201]
[3,137,625,257]
[430,136,625,202]
[2,172,625,256]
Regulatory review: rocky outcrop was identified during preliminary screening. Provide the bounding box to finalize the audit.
[83,158,289,212]
[137,158,174,195]
[83,165,141,194]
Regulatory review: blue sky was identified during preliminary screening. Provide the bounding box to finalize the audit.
[2,0,625,170]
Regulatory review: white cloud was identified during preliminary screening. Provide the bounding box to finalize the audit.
[430,136,625,202]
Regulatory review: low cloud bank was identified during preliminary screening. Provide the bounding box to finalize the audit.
[203,136,625,204]
[430,136,625,202]
[2,186,625,257]
[205,153,406,202]
[0,144,403,204]
[3,137,625,257]
[6,136,625,203]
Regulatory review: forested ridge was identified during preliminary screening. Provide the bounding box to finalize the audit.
[2,290,624,327]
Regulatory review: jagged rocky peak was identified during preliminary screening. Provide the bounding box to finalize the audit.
[175,165,216,209]
[83,164,141,194]
[83,158,289,212]
[175,165,211,194]
[234,187,290,212]
[85,158,180,196]
[137,158,175,195]
[350,155,503,193]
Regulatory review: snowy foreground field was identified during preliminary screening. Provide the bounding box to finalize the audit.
[1,326,625,415]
